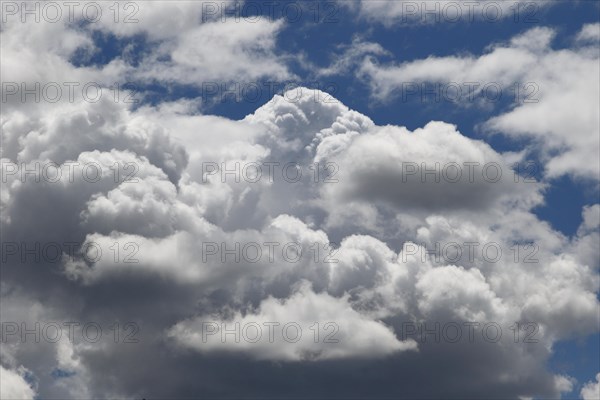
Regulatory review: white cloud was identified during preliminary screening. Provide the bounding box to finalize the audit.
[315,120,543,219]
[358,26,600,180]
[133,18,292,85]
[582,373,600,400]
[1,83,595,396]
[341,0,551,25]
[0,365,36,400]
[0,1,292,116]
[577,23,600,43]
[312,37,390,77]
[169,281,416,361]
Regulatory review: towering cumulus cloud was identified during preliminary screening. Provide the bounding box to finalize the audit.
[2,85,598,398]
[0,1,598,399]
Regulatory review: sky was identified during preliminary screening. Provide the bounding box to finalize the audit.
[0,0,599,399]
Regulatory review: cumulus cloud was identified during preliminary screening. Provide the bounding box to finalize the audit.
[137,18,291,84]
[316,120,542,215]
[577,23,600,43]
[581,373,600,400]
[0,365,36,400]
[357,26,600,180]
[0,1,292,116]
[1,4,598,397]
[3,84,598,397]
[169,281,416,361]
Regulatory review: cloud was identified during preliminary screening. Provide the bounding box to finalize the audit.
[169,281,416,361]
[2,84,598,398]
[132,18,292,85]
[576,23,600,43]
[357,26,600,180]
[312,37,390,77]
[0,1,292,116]
[0,365,36,400]
[581,373,600,400]
[315,120,542,216]
[340,0,551,25]
[1,3,598,394]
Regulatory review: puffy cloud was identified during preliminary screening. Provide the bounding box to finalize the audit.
[415,265,507,321]
[134,18,292,85]
[91,1,229,40]
[315,120,542,216]
[0,1,292,116]
[1,76,597,398]
[1,98,188,184]
[567,204,600,272]
[577,23,600,43]
[0,365,36,400]
[358,26,600,180]
[169,281,416,361]
[581,373,600,400]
